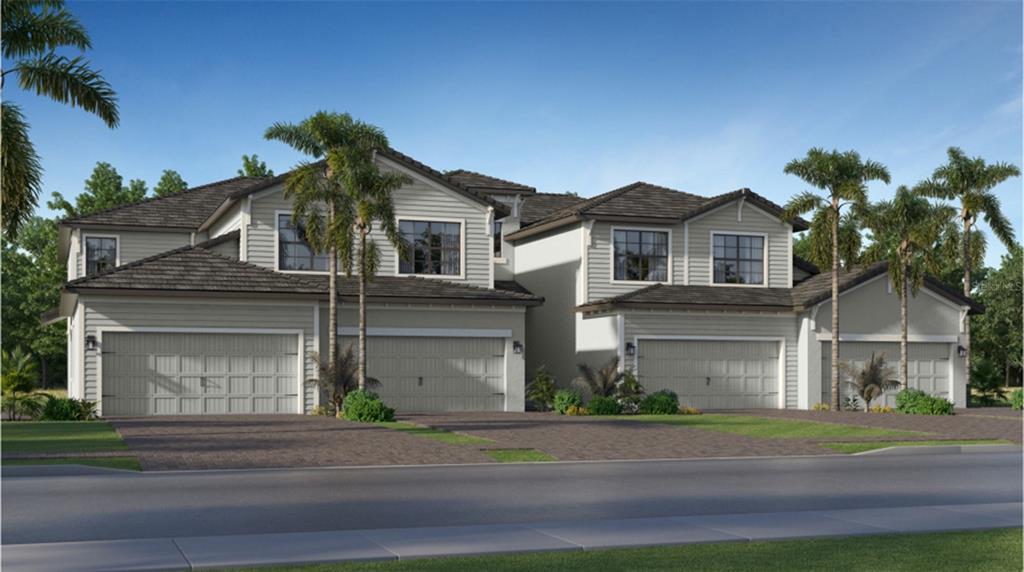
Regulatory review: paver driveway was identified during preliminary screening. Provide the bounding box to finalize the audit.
[110,415,491,471]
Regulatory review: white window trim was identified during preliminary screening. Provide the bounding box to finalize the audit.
[814,333,958,343]
[82,233,120,275]
[609,225,673,285]
[274,209,332,275]
[93,327,306,416]
[395,216,467,280]
[630,334,786,409]
[338,326,511,338]
[708,231,769,288]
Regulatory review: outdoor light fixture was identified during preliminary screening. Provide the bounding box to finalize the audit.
[513,341,523,354]
[625,342,636,356]
[85,335,98,351]
[957,345,967,358]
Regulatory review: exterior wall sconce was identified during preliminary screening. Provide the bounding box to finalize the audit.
[513,341,523,354]
[957,345,967,358]
[625,342,636,357]
[85,335,98,351]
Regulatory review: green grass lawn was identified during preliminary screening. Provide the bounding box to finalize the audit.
[3,456,141,471]
[823,439,1016,454]
[628,414,921,439]
[484,448,556,462]
[377,421,494,445]
[1,421,129,454]
[224,528,1021,572]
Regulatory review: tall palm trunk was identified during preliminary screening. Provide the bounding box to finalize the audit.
[899,268,909,389]
[830,201,841,411]
[357,224,368,390]
[327,205,337,367]
[962,216,972,393]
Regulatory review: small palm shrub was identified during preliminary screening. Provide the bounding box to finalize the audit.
[811,402,831,411]
[895,388,954,415]
[342,390,395,422]
[564,405,588,416]
[526,367,557,412]
[308,349,381,414]
[869,404,894,414]
[574,356,624,398]
[1,393,43,420]
[841,353,900,412]
[842,396,861,411]
[553,390,582,415]
[638,390,679,415]
[587,395,622,415]
[678,406,702,415]
[38,396,96,421]
[616,370,645,413]
[1011,389,1023,411]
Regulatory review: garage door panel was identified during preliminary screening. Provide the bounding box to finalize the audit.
[102,332,298,416]
[638,340,779,409]
[821,342,950,406]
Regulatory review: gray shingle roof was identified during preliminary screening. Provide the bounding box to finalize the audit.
[61,176,271,229]
[445,170,536,194]
[518,193,586,226]
[65,246,542,305]
[578,262,981,314]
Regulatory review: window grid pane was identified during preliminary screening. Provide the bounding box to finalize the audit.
[399,220,461,276]
[712,233,764,284]
[612,230,669,281]
[278,215,329,271]
[85,237,117,275]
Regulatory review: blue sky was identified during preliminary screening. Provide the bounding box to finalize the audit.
[10,1,1022,266]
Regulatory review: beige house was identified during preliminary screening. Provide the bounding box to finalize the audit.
[52,149,980,416]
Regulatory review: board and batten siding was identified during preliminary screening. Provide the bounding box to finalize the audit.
[247,165,493,288]
[587,221,684,302]
[79,297,319,414]
[77,230,192,277]
[621,311,800,408]
[686,201,791,288]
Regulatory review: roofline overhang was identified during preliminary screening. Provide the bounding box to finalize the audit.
[577,301,797,314]
[505,214,583,242]
[196,197,239,233]
[59,222,198,233]
[64,287,543,307]
[507,213,688,243]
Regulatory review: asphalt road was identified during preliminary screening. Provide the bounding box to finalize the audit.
[4,452,1021,545]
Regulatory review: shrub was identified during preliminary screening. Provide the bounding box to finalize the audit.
[587,395,622,415]
[678,406,702,415]
[869,404,894,414]
[311,404,335,416]
[38,396,96,421]
[895,388,954,415]
[553,390,582,415]
[574,356,623,398]
[1010,389,1023,411]
[564,405,588,416]
[616,370,645,413]
[638,390,679,415]
[1,393,43,420]
[341,390,395,422]
[842,396,861,411]
[970,358,1008,405]
[841,353,899,412]
[811,402,831,411]
[526,367,558,412]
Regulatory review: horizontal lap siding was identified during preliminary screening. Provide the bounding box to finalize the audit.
[687,202,791,288]
[248,175,491,288]
[78,231,191,276]
[81,298,318,413]
[622,311,800,408]
[587,222,684,302]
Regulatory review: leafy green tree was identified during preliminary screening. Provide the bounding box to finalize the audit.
[1,0,118,238]
[973,247,1023,389]
[525,367,557,411]
[1,216,67,388]
[153,169,188,197]
[915,147,1020,389]
[238,154,274,177]
[863,186,955,387]
[782,148,891,411]
[48,162,147,218]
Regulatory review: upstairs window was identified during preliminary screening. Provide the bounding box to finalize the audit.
[613,229,668,282]
[278,214,329,271]
[399,220,461,276]
[85,236,118,275]
[713,233,764,285]
[493,221,503,258]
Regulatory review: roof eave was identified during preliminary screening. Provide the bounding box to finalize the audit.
[505,213,583,242]
[577,301,797,313]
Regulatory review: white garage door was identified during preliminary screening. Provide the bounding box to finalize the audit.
[822,342,950,407]
[102,332,299,416]
[346,336,506,412]
[637,339,780,409]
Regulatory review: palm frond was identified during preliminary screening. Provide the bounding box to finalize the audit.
[2,1,90,59]
[264,122,322,157]
[1,102,43,239]
[978,191,1016,249]
[15,53,118,127]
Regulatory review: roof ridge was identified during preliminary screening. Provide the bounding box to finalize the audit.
[444,169,535,190]
[376,147,511,216]
[61,175,267,225]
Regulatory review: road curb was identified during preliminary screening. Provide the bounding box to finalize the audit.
[856,444,1022,456]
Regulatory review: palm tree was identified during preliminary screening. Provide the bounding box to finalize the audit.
[863,186,956,388]
[573,356,625,398]
[1,0,118,238]
[841,353,900,412]
[915,147,1020,389]
[782,148,891,411]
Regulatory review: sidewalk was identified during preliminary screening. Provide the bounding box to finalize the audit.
[5,502,1021,572]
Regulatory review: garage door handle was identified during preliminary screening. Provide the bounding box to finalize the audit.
[706,377,711,386]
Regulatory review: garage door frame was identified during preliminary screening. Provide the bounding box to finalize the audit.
[95,327,306,416]
[633,335,787,409]
[338,326,512,411]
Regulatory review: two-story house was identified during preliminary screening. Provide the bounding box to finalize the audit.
[50,148,979,416]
